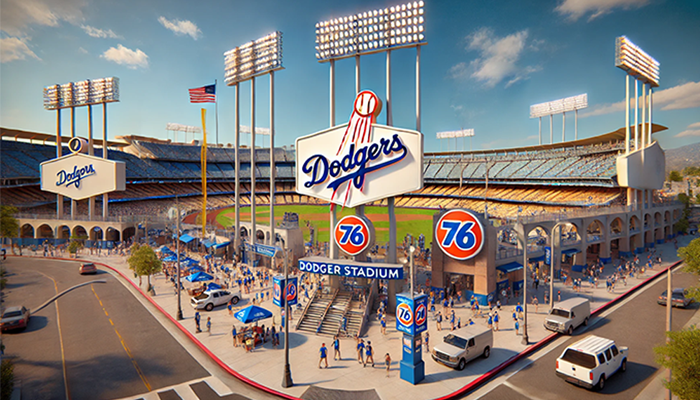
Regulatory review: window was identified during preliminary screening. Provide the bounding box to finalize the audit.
[597,354,605,364]
[468,338,475,348]
[611,345,619,357]
[571,312,575,318]
[213,292,220,298]
[604,348,612,360]
[443,334,468,349]
[561,349,597,369]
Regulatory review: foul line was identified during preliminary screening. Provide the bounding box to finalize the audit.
[91,284,152,392]
[36,271,71,400]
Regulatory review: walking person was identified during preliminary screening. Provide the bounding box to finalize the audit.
[194,312,202,333]
[515,319,520,335]
[333,335,341,360]
[232,324,238,347]
[319,343,329,368]
[436,311,442,331]
[357,338,365,364]
[385,353,392,377]
[381,315,387,335]
[424,331,430,353]
[493,311,499,331]
[207,317,211,334]
[487,313,493,330]
[364,341,374,367]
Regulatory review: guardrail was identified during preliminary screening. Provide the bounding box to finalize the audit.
[295,287,317,331]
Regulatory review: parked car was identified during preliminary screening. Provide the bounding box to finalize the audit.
[556,335,627,390]
[79,263,97,275]
[1,306,31,332]
[431,325,492,370]
[657,288,693,308]
[544,297,590,335]
[191,289,241,311]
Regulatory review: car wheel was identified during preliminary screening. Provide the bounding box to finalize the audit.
[232,296,239,305]
[621,359,627,372]
[583,317,588,326]
[597,375,605,391]
[483,346,491,359]
[567,326,573,335]
[457,358,466,371]
[205,303,214,311]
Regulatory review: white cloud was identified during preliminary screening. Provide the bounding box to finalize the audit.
[581,81,700,118]
[555,0,650,22]
[81,25,121,39]
[101,44,148,69]
[0,0,87,36]
[158,16,201,40]
[0,36,41,63]
[455,28,539,88]
[675,122,700,138]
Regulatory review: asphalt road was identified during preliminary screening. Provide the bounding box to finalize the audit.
[1,257,209,400]
[476,268,699,400]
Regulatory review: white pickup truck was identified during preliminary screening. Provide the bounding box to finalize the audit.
[556,335,628,390]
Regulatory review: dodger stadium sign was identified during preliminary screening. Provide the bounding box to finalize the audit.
[40,153,125,200]
[296,91,423,208]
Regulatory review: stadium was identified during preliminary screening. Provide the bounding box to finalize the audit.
[0,119,682,304]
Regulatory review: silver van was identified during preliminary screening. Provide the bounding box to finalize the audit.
[431,325,493,370]
[544,297,590,335]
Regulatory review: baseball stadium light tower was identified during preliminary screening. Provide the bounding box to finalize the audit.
[529,94,587,144]
[436,128,474,152]
[165,123,201,143]
[224,30,287,387]
[43,77,120,220]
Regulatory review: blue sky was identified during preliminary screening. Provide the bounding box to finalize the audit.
[1,0,699,152]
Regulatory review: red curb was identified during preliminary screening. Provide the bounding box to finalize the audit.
[7,255,298,400]
[434,259,683,400]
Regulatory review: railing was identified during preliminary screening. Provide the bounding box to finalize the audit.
[295,287,318,331]
[517,201,682,226]
[357,282,377,338]
[315,288,339,334]
[15,212,170,224]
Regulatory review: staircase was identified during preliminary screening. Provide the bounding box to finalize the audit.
[345,299,365,338]
[317,291,353,336]
[296,290,336,334]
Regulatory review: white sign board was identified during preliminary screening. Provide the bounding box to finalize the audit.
[40,153,126,200]
[296,123,423,208]
[436,129,474,139]
[530,94,588,118]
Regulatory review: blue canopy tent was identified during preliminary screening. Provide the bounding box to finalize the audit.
[496,262,523,274]
[162,255,177,262]
[186,265,203,272]
[234,305,273,324]
[214,241,231,249]
[179,234,196,244]
[207,282,222,291]
[184,272,214,282]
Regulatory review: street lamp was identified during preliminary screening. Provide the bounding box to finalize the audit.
[176,196,183,320]
[516,223,529,344]
[409,245,416,298]
[282,247,293,388]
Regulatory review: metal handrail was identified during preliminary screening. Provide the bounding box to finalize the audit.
[295,287,318,331]
[315,288,339,334]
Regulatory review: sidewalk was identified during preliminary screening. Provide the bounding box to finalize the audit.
[73,234,694,400]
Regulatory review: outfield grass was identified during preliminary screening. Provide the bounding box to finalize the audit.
[215,204,436,244]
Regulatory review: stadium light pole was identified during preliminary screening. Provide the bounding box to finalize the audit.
[176,196,183,320]
[516,222,529,344]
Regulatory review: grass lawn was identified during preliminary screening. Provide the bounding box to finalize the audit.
[215,204,437,244]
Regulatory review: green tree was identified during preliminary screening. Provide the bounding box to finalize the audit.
[67,233,86,256]
[127,244,162,292]
[669,170,683,182]
[678,238,700,301]
[1,359,14,400]
[682,166,700,177]
[696,192,700,204]
[0,206,19,250]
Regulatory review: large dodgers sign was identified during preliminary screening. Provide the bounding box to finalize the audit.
[40,153,125,200]
[296,91,423,208]
[298,257,403,280]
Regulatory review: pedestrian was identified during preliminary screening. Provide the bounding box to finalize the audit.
[533,296,539,313]
[385,353,392,376]
[424,331,430,352]
[557,290,561,302]
[319,343,329,368]
[436,311,442,331]
[195,312,202,333]
[228,300,234,316]
[512,307,517,321]
[493,312,499,331]
[515,319,520,335]
[333,335,341,360]
[487,313,493,330]
[468,318,474,325]
[206,317,211,334]
[342,315,348,335]
[381,315,387,335]
[365,341,374,367]
[232,324,238,347]
[274,328,280,349]
[457,317,461,329]
[357,338,365,364]
[450,310,456,330]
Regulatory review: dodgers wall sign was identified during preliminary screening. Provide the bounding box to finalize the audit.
[295,91,423,208]
[334,215,374,256]
[40,152,126,200]
[435,209,485,260]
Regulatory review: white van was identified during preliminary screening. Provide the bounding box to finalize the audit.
[431,325,493,370]
[556,335,628,390]
[544,297,590,335]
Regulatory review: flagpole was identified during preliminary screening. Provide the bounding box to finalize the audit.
[215,79,219,146]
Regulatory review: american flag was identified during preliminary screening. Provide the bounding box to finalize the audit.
[189,84,216,103]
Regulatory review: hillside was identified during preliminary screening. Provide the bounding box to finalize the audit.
[665,141,700,173]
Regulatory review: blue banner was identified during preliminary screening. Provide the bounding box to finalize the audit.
[395,294,428,335]
[273,276,298,308]
[245,243,280,258]
[544,246,552,266]
[298,259,403,280]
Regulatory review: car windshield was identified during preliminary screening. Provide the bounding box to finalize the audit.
[550,309,570,318]
[194,293,208,300]
[561,349,596,369]
[2,311,22,318]
[443,334,468,349]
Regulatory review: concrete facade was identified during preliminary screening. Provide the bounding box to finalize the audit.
[18,217,136,243]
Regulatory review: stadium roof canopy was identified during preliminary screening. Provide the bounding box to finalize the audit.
[1,127,129,148]
[426,123,667,157]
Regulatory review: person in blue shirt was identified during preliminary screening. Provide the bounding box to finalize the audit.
[487,314,493,330]
[364,341,374,367]
[231,324,238,347]
[341,315,348,335]
[356,338,365,364]
[493,311,500,331]
[194,312,202,333]
[468,318,474,325]
[515,302,523,314]
[381,315,386,335]
[333,335,341,360]
[319,343,329,368]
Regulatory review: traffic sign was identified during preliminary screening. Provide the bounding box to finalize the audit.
[435,209,485,260]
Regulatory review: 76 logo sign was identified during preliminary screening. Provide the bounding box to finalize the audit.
[334,215,372,256]
[435,209,484,260]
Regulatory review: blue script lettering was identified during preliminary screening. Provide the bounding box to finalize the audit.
[56,164,96,188]
[301,134,407,191]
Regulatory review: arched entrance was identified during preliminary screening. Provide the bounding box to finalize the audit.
[37,224,54,239]
[90,226,104,241]
[122,227,136,242]
[496,226,521,259]
[20,224,34,238]
[72,225,87,239]
[57,225,71,239]
[106,227,120,242]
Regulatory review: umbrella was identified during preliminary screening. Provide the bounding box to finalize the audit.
[234,305,273,324]
[185,272,214,282]
[207,282,222,291]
